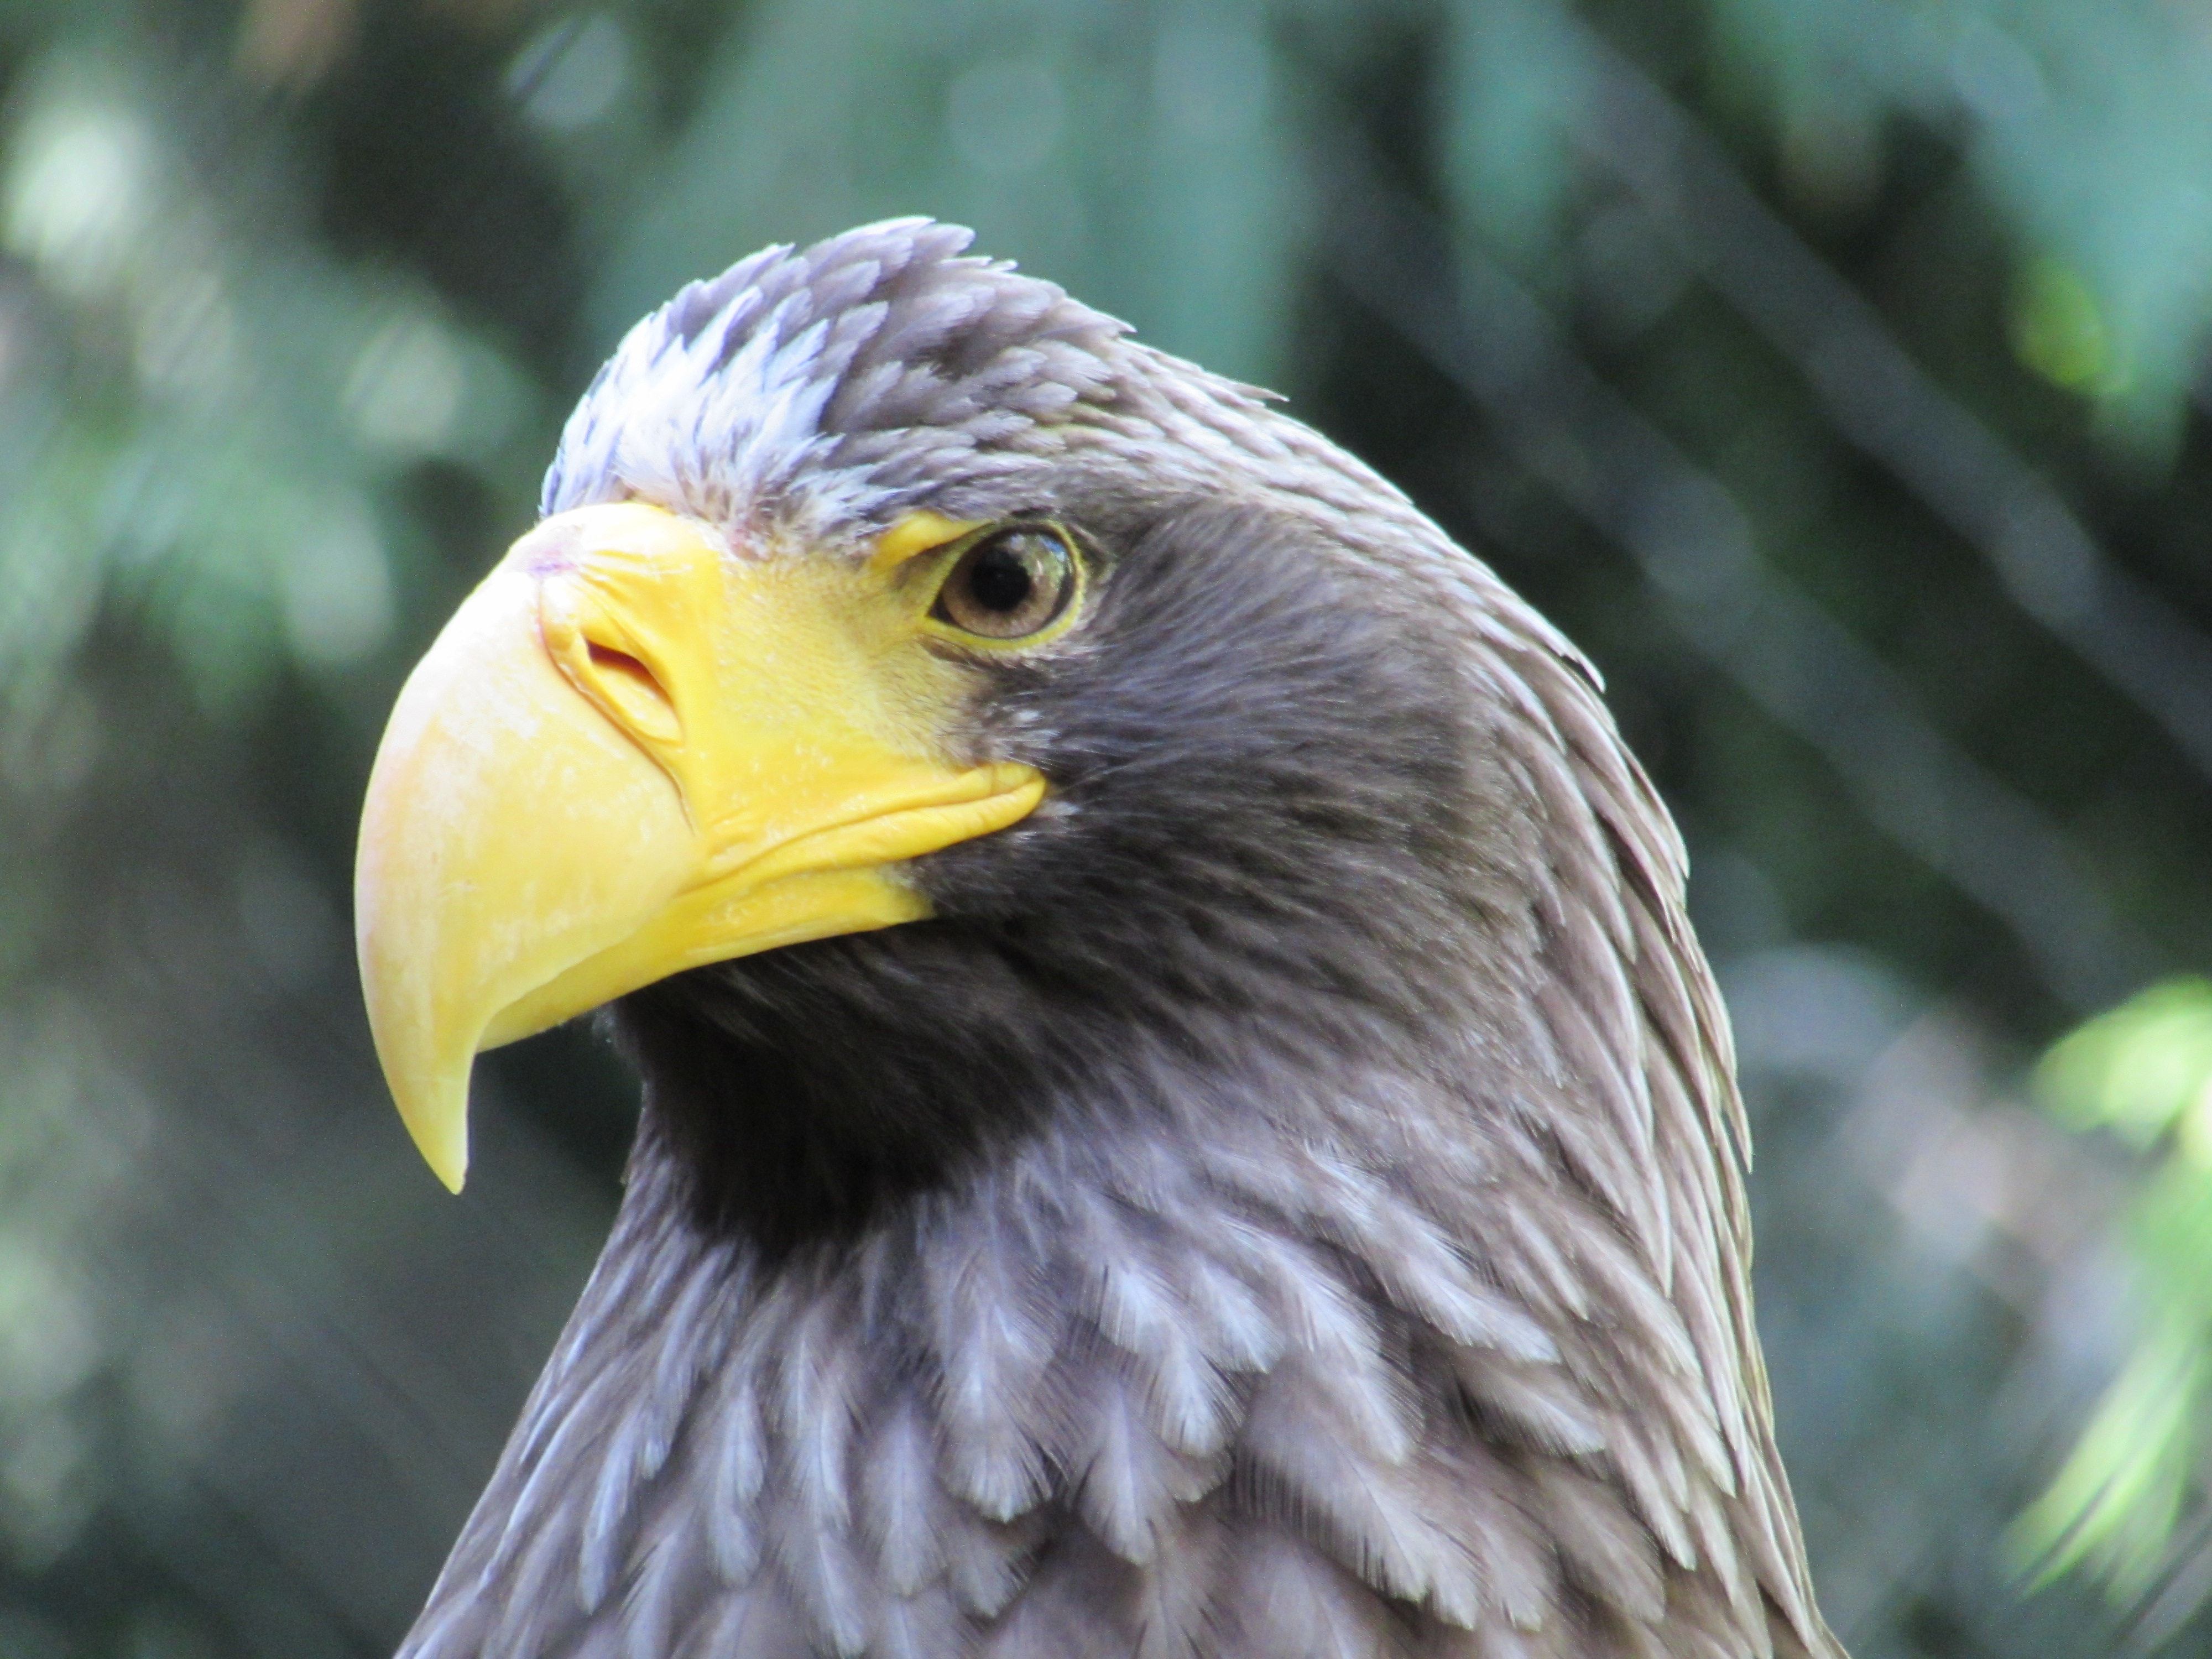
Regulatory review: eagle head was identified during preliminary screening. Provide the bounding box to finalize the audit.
[357,220,1842,1659]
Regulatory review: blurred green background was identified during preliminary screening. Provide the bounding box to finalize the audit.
[4,0,2212,1653]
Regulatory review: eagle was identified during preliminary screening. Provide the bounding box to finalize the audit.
[354,219,1844,1659]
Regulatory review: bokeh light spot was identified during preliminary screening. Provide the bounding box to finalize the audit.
[279,494,393,669]
[2012,257,2121,394]
[508,14,632,133]
[1,79,156,298]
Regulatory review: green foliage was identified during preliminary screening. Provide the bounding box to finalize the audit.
[1439,0,1589,259]
[1706,0,2212,455]
[2039,978,2212,1151]
[588,0,1300,388]
[0,42,538,715]
[2015,1317,2202,1598]
[2020,979,2212,1599]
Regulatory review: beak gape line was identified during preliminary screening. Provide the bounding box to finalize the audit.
[354,502,1046,1191]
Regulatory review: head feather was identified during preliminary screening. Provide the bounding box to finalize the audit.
[542,218,1131,541]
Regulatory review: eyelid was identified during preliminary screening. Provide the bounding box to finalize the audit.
[868,512,983,577]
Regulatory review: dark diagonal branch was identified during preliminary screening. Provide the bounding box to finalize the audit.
[1311,126,2156,1013]
[1575,28,2212,791]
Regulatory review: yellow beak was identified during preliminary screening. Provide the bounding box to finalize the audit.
[354,502,1045,1191]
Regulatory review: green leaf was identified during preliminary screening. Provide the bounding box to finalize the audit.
[2036,977,2212,1151]
[2011,1318,2203,1598]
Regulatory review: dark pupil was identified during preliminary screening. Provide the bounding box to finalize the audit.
[969,541,1036,613]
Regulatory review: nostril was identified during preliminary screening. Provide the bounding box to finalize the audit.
[583,640,680,743]
[588,640,658,691]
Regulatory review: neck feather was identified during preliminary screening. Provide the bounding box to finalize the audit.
[400,1005,1831,1659]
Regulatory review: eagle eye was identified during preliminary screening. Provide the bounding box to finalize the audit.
[931,525,1077,641]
